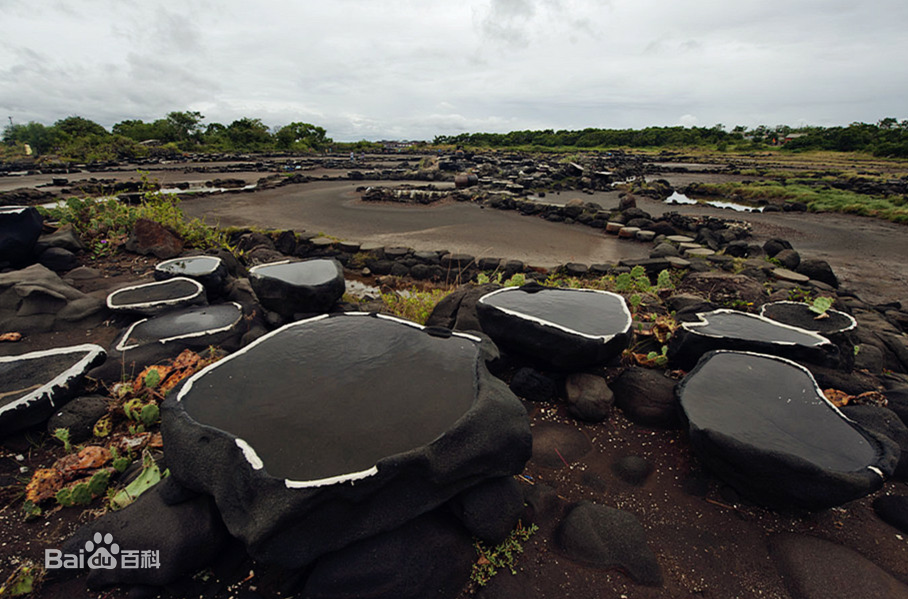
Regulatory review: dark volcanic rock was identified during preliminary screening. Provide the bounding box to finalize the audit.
[564,372,614,422]
[556,501,663,586]
[425,284,500,333]
[162,313,531,569]
[530,422,592,469]
[509,367,558,402]
[759,301,856,336]
[0,264,107,333]
[612,367,682,428]
[449,476,525,545]
[872,495,908,534]
[476,285,632,370]
[154,255,229,293]
[62,479,230,588]
[612,456,654,486]
[796,259,839,288]
[47,395,110,444]
[302,510,475,599]
[668,309,841,370]
[841,405,908,480]
[770,533,908,599]
[0,344,107,437]
[248,258,345,318]
[124,218,184,259]
[106,277,207,316]
[0,205,43,265]
[38,247,79,272]
[677,351,899,510]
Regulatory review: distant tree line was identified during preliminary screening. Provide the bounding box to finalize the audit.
[1,111,334,161]
[434,119,908,158]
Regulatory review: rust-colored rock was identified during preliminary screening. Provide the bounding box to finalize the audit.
[125,218,183,259]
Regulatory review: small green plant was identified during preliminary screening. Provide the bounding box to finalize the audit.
[109,447,133,473]
[471,521,539,586]
[645,345,670,367]
[88,470,111,496]
[503,273,526,287]
[656,269,674,290]
[52,428,73,453]
[70,482,93,506]
[809,296,834,316]
[144,368,161,389]
[110,450,167,510]
[123,398,160,428]
[378,288,450,325]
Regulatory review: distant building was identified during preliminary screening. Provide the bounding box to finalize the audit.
[380,140,418,150]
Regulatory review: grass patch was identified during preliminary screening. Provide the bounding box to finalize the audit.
[376,288,450,325]
[470,521,539,587]
[687,181,908,223]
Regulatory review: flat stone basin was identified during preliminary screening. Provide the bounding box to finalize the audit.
[677,350,897,509]
[180,314,478,483]
[669,309,838,369]
[161,312,532,568]
[249,259,345,317]
[0,344,107,436]
[476,286,632,369]
[759,301,857,336]
[107,277,206,315]
[115,303,244,352]
[156,255,224,278]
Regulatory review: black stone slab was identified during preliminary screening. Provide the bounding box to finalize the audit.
[669,309,841,370]
[154,255,228,292]
[248,258,345,318]
[476,285,633,370]
[677,351,899,510]
[0,344,107,437]
[107,277,206,316]
[162,312,531,568]
[114,302,244,352]
[760,301,857,336]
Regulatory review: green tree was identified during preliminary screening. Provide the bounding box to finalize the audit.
[225,117,271,149]
[274,122,329,150]
[53,116,108,138]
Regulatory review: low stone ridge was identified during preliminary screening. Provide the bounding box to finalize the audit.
[0,205,43,266]
[106,277,207,316]
[760,300,856,337]
[162,313,531,569]
[154,255,229,292]
[668,309,841,370]
[0,344,107,437]
[677,351,899,510]
[476,285,632,370]
[248,258,345,318]
[556,501,663,586]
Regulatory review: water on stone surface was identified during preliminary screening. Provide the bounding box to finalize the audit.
[179,316,479,481]
[110,278,200,305]
[123,303,242,347]
[688,311,825,346]
[157,256,222,276]
[680,352,875,471]
[251,259,339,286]
[481,288,630,337]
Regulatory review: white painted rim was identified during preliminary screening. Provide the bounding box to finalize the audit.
[115,302,244,352]
[106,277,205,311]
[689,349,883,479]
[682,308,831,347]
[758,300,857,333]
[0,344,106,417]
[155,255,223,277]
[477,286,632,342]
[177,312,482,488]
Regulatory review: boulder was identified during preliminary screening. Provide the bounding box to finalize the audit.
[556,501,662,586]
[611,367,682,428]
[248,259,345,318]
[0,205,43,265]
[61,478,231,588]
[154,255,229,294]
[872,495,908,534]
[509,367,558,402]
[425,284,499,333]
[124,218,183,259]
[0,344,107,437]
[0,264,107,334]
[162,313,531,569]
[476,284,632,370]
[530,422,592,469]
[564,372,614,422]
[449,476,525,545]
[668,309,842,370]
[38,247,79,272]
[796,259,839,288]
[34,224,86,254]
[106,277,207,316]
[677,351,899,510]
[769,533,908,599]
[302,510,475,599]
[841,405,908,480]
[46,395,110,444]
[612,456,654,486]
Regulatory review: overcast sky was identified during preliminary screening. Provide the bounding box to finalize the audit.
[2,0,906,141]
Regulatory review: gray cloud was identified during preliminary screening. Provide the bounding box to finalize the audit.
[1,1,906,140]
